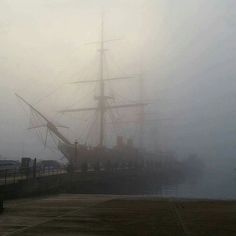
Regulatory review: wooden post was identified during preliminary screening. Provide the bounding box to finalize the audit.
[13,168,16,184]
[33,158,37,179]
[0,194,3,213]
[4,169,7,185]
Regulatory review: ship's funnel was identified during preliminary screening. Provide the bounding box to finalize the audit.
[127,138,133,148]
[116,136,124,148]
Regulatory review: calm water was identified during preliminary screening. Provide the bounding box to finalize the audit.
[160,169,236,200]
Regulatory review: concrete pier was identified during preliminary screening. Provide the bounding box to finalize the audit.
[1,194,236,235]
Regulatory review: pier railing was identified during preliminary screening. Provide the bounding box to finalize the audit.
[0,160,182,186]
[0,167,66,186]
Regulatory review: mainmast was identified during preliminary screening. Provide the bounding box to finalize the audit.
[59,16,147,147]
[99,15,105,147]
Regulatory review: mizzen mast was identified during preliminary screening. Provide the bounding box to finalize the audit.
[138,73,145,150]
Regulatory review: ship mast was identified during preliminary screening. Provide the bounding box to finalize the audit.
[59,16,148,147]
[99,15,105,147]
[138,73,145,150]
[15,93,71,146]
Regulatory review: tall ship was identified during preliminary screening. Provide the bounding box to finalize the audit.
[15,16,190,193]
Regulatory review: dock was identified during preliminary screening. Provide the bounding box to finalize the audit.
[1,194,236,235]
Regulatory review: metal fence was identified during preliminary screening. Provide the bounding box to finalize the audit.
[0,167,66,186]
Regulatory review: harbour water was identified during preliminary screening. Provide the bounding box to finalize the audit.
[160,169,236,200]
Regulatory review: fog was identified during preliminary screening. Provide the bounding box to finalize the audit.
[0,0,235,197]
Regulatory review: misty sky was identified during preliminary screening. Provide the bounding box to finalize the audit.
[0,0,235,169]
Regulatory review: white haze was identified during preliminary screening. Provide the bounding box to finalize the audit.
[0,0,235,180]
